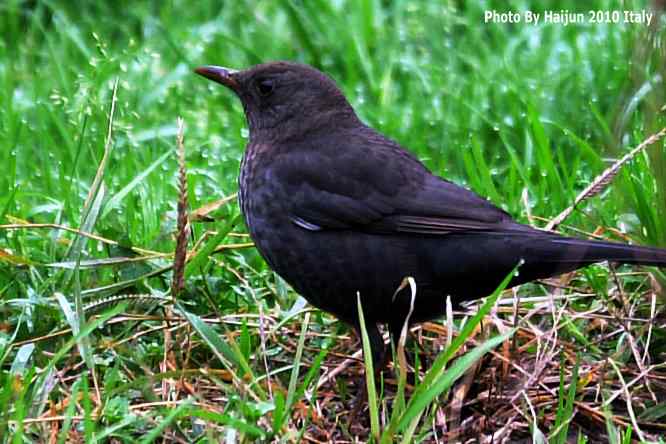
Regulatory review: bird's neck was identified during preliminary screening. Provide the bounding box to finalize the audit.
[250,107,360,144]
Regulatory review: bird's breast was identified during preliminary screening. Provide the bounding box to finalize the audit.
[239,146,294,268]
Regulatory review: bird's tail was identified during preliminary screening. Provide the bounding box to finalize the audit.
[548,237,666,266]
[512,233,666,286]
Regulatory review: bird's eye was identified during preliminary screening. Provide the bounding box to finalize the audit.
[256,78,275,97]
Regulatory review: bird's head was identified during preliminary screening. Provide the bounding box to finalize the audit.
[195,61,358,140]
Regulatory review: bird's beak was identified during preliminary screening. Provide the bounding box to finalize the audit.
[194,65,240,91]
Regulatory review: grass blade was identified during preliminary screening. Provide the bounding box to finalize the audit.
[357,292,380,441]
[397,329,514,433]
[138,400,192,444]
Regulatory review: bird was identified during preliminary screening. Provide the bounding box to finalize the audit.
[195,61,666,367]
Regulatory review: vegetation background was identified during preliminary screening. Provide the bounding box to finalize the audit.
[1,0,665,442]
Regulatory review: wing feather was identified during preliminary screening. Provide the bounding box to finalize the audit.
[274,128,518,236]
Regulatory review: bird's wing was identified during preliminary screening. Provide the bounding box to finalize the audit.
[272,131,521,235]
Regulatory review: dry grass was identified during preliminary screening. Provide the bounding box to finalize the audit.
[26,270,665,442]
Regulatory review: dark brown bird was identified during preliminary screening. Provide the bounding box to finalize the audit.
[195,61,666,365]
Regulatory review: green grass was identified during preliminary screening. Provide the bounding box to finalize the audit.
[1,0,666,441]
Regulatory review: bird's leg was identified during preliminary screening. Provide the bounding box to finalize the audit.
[369,323,391,375]
[350,322,386,416]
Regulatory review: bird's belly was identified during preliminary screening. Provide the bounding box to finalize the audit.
[243,206,434,325]
[246,213,534,327]
[257,230,414,321]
